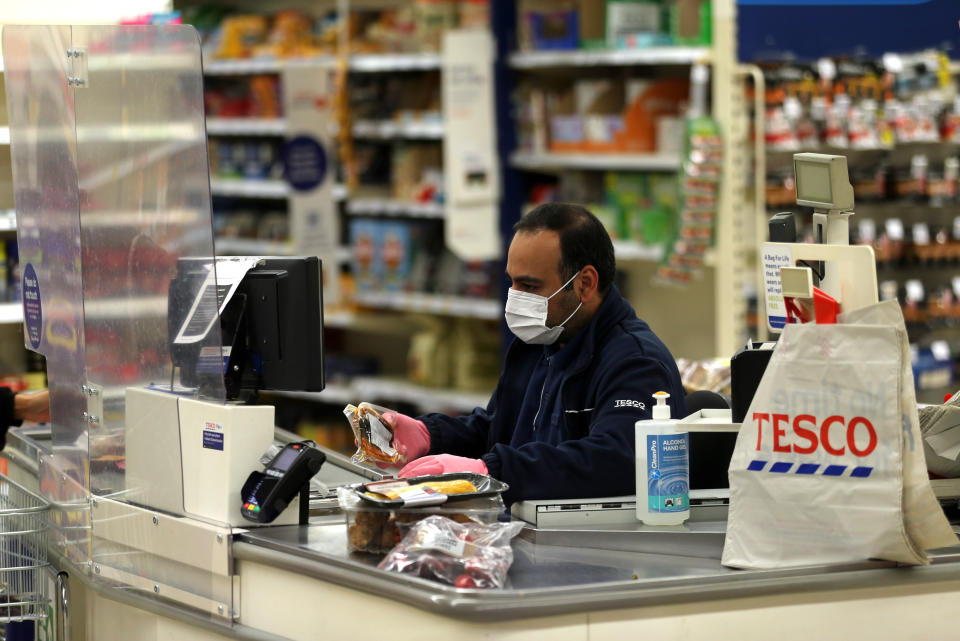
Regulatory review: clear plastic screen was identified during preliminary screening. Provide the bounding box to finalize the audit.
[69,24,226,499]
[5,25,234,620]
[3,25,91,563]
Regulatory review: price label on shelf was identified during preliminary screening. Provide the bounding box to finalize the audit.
[905,279,925,303]
[885,218,905,241]
[858,219,876,243]
[912,223,931,246]
[931,340,951,362]
[952,277,960,298]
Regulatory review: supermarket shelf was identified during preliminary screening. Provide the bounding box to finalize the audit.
[0,127,8,145]
[0,210,16,231]
[323,310,356,328]
[0,304,22,325]
[612,241,665,262]
[84,296,168,321]
[215,238,294,256]
[270,376,488,413]
[210,178,348,200]
[509,46,711,69]
[210,178,290,199]
[349,53,442,72]
[215,240,351,263]
[353,292,501,320]
[346,198,444,218]
[82,208,202,228]
[203,54,439,75]
[352,119,444,140]
[206,118,287,136]
[204,56,336,75]
[510,151,682,172]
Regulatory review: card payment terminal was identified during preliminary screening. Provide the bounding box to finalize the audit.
[241,441,326,523]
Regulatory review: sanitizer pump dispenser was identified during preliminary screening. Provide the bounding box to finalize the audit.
[636,392,690,525]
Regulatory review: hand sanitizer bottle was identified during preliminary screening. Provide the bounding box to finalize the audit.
[636,391,689,525]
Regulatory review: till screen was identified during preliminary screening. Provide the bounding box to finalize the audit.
[272,447,299,473]
[796,162,832,203]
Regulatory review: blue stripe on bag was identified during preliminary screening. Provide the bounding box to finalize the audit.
[747,461,871,477]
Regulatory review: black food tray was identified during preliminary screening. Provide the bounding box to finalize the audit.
[349,472,509,507]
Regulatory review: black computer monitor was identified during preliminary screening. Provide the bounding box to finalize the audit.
[169,256,325,399]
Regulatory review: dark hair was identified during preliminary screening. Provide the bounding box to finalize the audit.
[513,203,616,294]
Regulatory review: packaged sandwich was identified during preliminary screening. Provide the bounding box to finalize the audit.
[344,402,401,465]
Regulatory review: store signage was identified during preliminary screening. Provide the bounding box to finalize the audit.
[282,66,340,303]
[442,30,501,261]
[761,243,792,331]
[22,263,42,350]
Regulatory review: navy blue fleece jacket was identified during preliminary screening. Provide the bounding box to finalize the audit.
[419,286,686,504]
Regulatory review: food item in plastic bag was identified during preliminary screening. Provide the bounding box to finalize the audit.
[344,403,400,464]
[377,515,524,589]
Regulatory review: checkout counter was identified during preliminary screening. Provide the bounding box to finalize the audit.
[5,425,960,641]
[4,23,960,641]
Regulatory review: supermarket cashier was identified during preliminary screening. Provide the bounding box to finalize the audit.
[387,203,686,504]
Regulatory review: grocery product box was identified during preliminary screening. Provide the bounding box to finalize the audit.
[380,222,413,292]
[350,219,382,293]
[517,0,605,51]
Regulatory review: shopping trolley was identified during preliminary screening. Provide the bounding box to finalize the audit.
[0,474,50,623]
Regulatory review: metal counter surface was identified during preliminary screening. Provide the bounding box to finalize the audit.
[235,517,960,621]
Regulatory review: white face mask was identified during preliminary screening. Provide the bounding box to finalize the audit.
[505,272,583,345]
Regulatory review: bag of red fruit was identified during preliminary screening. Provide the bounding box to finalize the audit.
[377,515,524,589]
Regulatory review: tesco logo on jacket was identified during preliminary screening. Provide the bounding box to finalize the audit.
[752,412,878,457]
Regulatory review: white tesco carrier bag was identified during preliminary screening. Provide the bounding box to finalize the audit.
[722,300,957,569]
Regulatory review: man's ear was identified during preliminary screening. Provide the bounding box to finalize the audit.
[579,265,600,301]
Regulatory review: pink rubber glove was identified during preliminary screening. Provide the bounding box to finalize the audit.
[382,412,431,465]
[399,454,487,478]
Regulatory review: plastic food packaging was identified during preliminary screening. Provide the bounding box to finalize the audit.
[339,486,505,555]
[377,515,523,588]
[344,402,400,465]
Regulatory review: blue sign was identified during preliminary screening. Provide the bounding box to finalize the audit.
[738,0,959,61]
[203,430,224,451]
[282,135,328,192]
[741,0,931,4]
[22,264,42,350]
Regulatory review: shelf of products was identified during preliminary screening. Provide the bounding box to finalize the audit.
[509,46,711,70]
[756,50,960,396]
[510,151,682,172]
[352,292,500,320]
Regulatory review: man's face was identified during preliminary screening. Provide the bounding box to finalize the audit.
[506,230,581,330]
